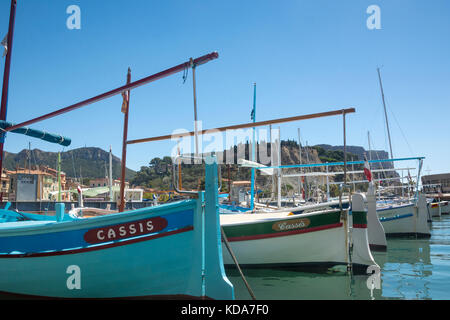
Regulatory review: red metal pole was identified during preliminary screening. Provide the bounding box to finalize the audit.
[3,52,219,133]
[0,0,18,202]
[119,68,131,212]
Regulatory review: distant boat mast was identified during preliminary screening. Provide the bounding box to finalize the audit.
[377,67,394,160]
[109,145,113,201]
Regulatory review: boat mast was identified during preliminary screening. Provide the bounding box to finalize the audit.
[270,124,275,200]
[368,130,376,185]
[377,67,394,160]
[297,128,303,199]
[0,0,17,202]
[190,58,200,163]
[57,152,61,202]
[305,140,310,199]
[277,127,281,208]
[109,145,113,201]
[28,141,31,173]
[119,68,131,212]
[250,83,256,211]
[177,140,182,190]
[343,111,347,185]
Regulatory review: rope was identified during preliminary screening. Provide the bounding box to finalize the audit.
[221,226,256,300]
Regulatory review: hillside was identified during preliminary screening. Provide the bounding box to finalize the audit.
[315,144,392,169]
[129,141,386,197]
[3,147,136,180]
[3,143,393,196]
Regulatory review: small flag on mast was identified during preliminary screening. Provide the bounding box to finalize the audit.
[363,154,372,182]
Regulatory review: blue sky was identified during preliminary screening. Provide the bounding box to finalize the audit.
[0,0,449,175]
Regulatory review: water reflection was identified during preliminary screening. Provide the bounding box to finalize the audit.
[228,216,450,300]
[226,268,381,300]
[376,239,432,300]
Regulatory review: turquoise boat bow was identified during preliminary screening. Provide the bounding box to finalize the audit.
[0,156,234,299]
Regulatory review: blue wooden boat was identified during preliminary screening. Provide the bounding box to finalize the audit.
[0,1,234,298]
[0,157,234,299]
[0,202,77,223]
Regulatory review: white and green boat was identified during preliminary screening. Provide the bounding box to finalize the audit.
[221,193,377,274]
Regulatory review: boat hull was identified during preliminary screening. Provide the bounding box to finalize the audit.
[377,195,431,238]
[442,201,450,215]
[428,201,450,217]
[221,209,356,273]
[0,158,234,299]
[428,202,441,217]
[0,226,195,298]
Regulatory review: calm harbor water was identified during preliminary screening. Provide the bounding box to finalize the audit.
[227,215,450,300]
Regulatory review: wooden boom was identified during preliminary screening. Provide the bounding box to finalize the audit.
[127,107,356,145]
[2,52,219,133]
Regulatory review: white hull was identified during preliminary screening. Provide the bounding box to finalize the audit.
[442,201,450,215]
[428,201,450,217]
[428,204,441,217]
[377,195,430,237]
[222,219,348,268]
[220,194,378,274]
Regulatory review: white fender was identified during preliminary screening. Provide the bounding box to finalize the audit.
[351,193,379,272]
[366,183,387,251]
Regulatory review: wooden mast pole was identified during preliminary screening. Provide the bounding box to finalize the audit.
[190,58,200,163]
[0,0,18,202]
[177,140,182,190]
[119,68,131,212]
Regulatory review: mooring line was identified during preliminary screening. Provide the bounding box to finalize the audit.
[221,226,256,300]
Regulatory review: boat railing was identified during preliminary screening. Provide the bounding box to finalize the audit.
[172,154,222,196]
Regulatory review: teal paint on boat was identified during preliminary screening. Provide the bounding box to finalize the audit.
[0,204,76,223]
[0,120,71,146]
[0,156,234,299]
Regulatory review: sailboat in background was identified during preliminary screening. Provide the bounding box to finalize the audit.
[372,67,431,238]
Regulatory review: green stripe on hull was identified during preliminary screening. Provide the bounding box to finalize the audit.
[223,210,342,239]
[352,210,367,226]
